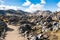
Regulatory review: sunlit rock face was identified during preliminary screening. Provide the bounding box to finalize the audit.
[33,10,52,17]
[57,12,60,20]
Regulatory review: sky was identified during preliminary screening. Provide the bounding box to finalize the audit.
[0,0,60,12]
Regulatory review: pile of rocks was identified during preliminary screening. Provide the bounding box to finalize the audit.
[0,20,8,40]
[18,11,60,40]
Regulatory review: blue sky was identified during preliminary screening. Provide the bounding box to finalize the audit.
[0,0,60,12]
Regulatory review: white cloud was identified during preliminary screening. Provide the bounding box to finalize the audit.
[22,0,46,12]
[57,2,60,8]
[41,0,46,4]
[0,0,46,12]
[0,5,22,10]
[57,2,60,11]
[0,0,22,10]
[25,4,44,12]
[57,8,60,11]
[22,0,31,6]
[0,0,24,10]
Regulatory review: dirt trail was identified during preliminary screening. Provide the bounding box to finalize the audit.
[5,25,27,40]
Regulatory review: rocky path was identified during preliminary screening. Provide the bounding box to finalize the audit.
[5,25,27,40]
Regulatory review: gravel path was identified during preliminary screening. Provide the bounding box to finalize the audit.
[5,25,27,40]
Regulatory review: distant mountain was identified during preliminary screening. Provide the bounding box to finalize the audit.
[34,10,52,14]
[16,10,29,15]
[33,10,52,15]
[0,9,30,16]
[0,9,59,16]
[0,10,6,15]
[6,9,16,14]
